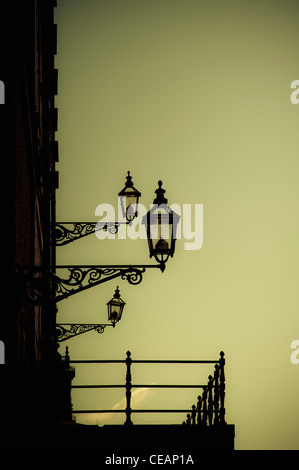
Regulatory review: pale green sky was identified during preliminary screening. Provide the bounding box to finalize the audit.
[54,0,299,450]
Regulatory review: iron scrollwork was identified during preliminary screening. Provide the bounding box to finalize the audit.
[56,323,111,342]
[53,222,121,246]
[55,266,145,302]
[18,265,147,304]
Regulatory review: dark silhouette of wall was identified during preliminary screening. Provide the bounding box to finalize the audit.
[0,0,60,443]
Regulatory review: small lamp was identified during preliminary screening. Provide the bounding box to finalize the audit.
[107,286,126,326]
[118,171,141,222]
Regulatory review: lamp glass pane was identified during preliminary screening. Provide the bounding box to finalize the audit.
[126,194,138,217]
[149,208,173,252]
[119,187,139,220]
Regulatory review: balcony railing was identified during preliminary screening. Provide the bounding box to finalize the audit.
[69,350,226,426]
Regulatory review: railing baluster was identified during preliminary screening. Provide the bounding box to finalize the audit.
[213,364,220,425]
[202,386,208,426]
[196,395,202,426]
[191,405,196,425]
[219,351,226,425]
[125,350,133,425]
[207,375,213,426]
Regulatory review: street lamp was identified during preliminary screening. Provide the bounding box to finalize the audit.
[144,180,180,271]
[118,171,141,222]
[53,170,141,246]
[56,286,125,341]
[107,286,126,325]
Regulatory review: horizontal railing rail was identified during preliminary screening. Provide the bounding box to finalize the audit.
[72,384,210,389]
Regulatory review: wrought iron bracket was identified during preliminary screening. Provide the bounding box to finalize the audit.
[16,264,163,304]
[56,323,114,342]
[53,222,128,246]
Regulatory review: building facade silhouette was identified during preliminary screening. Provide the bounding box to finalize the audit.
[0,0,70,447]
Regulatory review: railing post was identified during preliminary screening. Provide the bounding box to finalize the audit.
[124,350,133,426]
[213,364,220,425]
[207,374,213,426]
[219,351,226,424]
[191,405,196,425]
[196,395,202,425]
[202,386,208,426]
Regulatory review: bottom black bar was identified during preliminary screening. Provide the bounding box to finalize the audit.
[0,422,235,450]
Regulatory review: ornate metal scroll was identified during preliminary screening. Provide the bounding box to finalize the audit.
[53,222,122,246]
[54,266,146,302]
[56,323,112,342]
[17,265,148,304]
